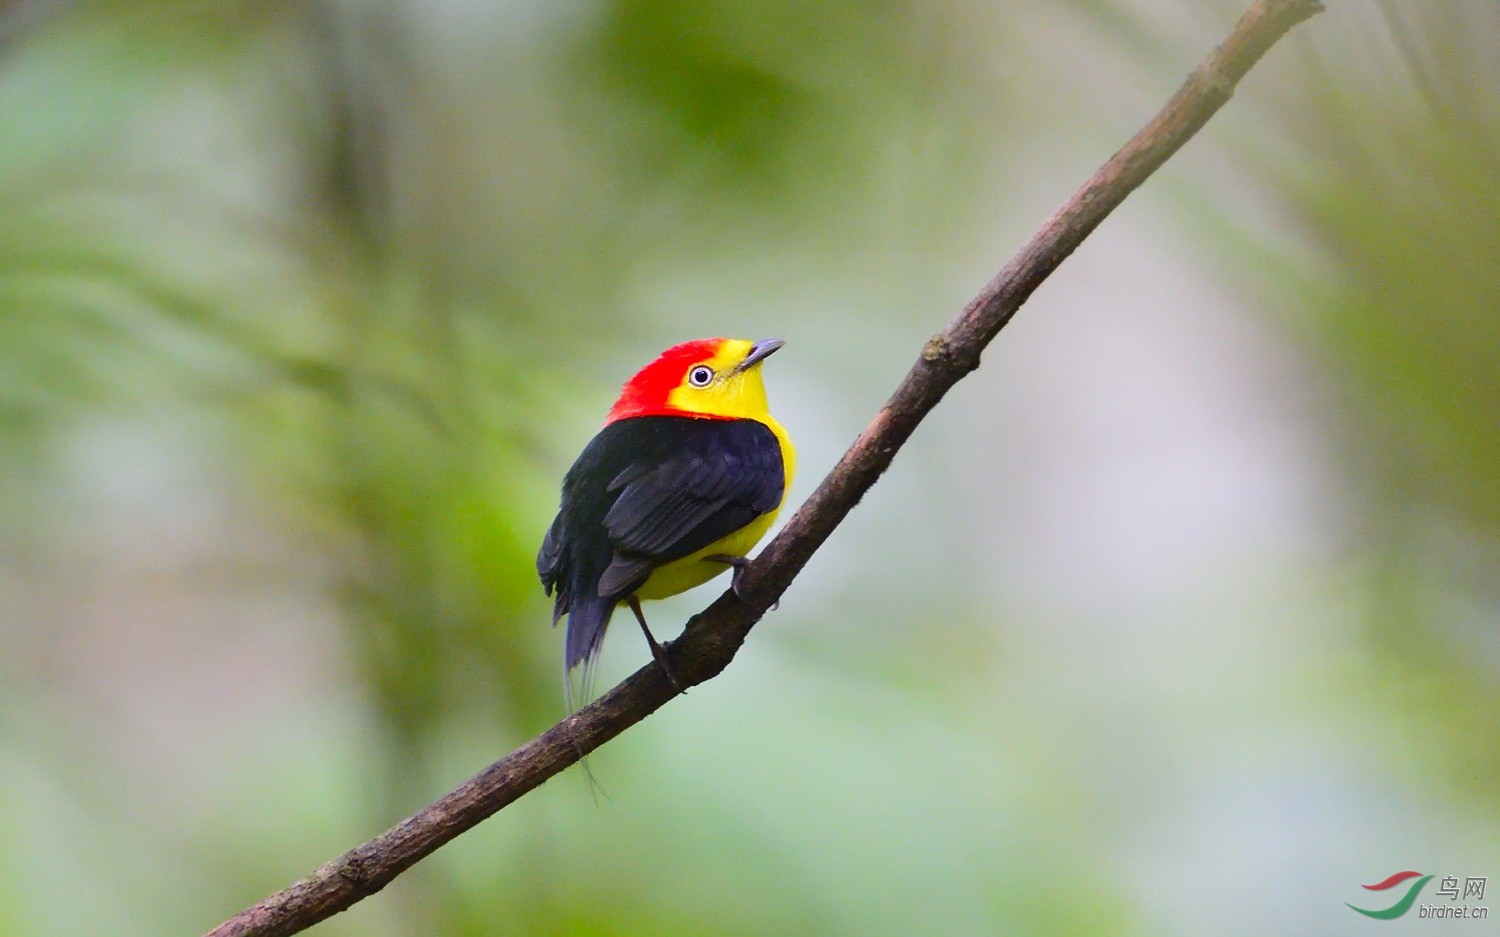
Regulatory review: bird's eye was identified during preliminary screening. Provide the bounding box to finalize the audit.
[687,365,714,387]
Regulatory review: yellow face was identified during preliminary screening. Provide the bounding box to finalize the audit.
[665,338,780,422]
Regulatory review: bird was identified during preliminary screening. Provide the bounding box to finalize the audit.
[537,337,795,703]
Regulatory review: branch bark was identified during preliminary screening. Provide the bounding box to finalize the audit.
[205,2,1322,934]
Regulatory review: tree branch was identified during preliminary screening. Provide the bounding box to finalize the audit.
[204,2,1323,934]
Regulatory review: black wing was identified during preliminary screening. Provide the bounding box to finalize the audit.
[537,416,784,672]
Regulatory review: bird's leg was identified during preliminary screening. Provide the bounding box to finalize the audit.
[627,596,684,693]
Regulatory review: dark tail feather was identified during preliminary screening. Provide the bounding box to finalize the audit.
[565,590,614,672]
[562,589,614,713]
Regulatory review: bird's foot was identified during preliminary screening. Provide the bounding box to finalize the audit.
[706,554,750,597]
[705,554,778,609]
[644,632,686,694]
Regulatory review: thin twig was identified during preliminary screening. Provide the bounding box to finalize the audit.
[204,2,1323,934]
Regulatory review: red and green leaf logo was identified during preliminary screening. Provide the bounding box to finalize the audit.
[1348,871,1433,919]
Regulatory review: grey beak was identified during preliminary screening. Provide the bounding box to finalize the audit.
[734,338,786,373]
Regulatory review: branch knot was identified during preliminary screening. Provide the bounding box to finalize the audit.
[923,332,982,375]
[336,854,375,892]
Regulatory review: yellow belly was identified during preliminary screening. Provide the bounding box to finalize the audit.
[632,507,779,600]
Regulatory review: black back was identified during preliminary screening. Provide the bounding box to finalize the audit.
[537,416,784,673]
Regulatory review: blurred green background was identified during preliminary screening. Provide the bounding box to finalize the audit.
[0,1,1496,934]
